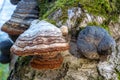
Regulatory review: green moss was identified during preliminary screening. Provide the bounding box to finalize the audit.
[89,75,104,80]
[87,22,110,33]
[17,56,32,66]
[37,0,56,19]
[38,0,119,21]
[100,24,110,33]
[0,63,9,80]
[87,22,99,26]
[44,18,56,25]
[38,0,80,24]
[115,68,120,80]
[37,0,119,32]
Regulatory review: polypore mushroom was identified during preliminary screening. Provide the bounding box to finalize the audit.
[30,53,63,69]
[1,0,39,41]
[0,31,13,64]
[77,26,116,60]
[11,20,69,69]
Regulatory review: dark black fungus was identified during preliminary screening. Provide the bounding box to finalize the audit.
[10,0,21,5]
[0,31,13,64]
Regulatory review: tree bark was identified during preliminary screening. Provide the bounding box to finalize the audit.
[7,4,120,80]
[8,41,101,80]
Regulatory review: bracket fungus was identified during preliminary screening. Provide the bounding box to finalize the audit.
[30,53,63,69]
[0,32,13,64]
[11,20,69,69]
[1,0,39,36]
[77,26,116,60]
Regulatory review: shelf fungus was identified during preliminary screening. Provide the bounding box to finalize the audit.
[30,53,63,69]
[11,20,69,69]
[77,26,116,60]
[1,0,39,36]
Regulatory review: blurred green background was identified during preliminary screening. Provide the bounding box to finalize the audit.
[0,63,9,80]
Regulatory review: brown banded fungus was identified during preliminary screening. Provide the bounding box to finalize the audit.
[11,20,69,69]
[1,0,39,39]
[30,53,63,69]
[77,26,116,60]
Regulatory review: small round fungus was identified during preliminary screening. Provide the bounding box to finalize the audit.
[60,25,68,36]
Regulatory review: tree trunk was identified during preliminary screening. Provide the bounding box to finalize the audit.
[7,21,120,80]
[7,2,120,80]
[8,41,102,80]
[8,39,120,80]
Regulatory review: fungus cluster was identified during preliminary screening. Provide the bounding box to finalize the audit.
[11,20,69,69]
[77,26,116,60]
[1,0,39,41]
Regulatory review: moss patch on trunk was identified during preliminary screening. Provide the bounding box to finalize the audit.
[37,0,120,33]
